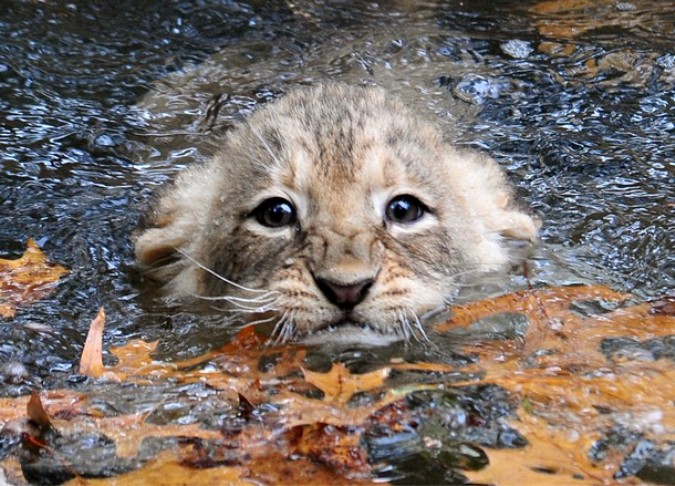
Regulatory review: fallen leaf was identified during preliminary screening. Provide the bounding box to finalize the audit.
[294,423,370,476]
[245,453,373,485]
[531,0,641,39]
[0,238,68,319]
[2,286,672,485]
[302,362,390,404]
[0,391,88,424]
[436,287,675,484]
[106,339,160,382]
[85,413,224,459]
[26,392,52,430]
[68,450,251,486]
[79,307,106,378]
[466,417,600,486]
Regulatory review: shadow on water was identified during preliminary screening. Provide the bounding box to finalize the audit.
[0,0,673,478]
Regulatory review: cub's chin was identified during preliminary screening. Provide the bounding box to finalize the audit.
[300,323,404,347]
[135,83,539,345]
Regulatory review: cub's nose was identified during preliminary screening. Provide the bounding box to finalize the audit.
[314,277,373,309]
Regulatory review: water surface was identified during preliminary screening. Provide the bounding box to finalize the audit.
[0,0,673,414]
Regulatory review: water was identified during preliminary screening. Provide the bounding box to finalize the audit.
[0,0,673,472]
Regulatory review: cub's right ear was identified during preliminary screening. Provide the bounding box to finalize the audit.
[133,166,214,284]
[133,202,192,284]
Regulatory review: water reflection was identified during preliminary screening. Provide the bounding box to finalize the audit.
[0,0,673,387]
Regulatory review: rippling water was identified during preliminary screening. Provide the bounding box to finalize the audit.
[1,0,673,389]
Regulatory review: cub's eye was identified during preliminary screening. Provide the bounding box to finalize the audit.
[254,197,297,228]
[385,195,426,224]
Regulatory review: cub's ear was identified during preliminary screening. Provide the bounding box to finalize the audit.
[448,149,540,243]
[133,200,193,285]
[484,192,540,243]
[134,211,189,270]
[133,166,215,284]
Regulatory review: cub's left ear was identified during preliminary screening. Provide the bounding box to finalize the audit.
[486,191,540,243]
[447,149,540,243]
[495,208,540,243]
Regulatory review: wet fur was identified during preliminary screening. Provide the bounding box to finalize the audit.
[134,84,538,343]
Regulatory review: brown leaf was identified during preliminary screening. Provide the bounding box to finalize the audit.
[105,339,160,382]
[91,414,224,459]
[293,423,370,477]
[0,238,68,319]
[466,418,600,486]
[79,307,106,378]
[439,287,675,484]
[26,392,52,430]
[302,362,390,404]
[0,391,88,425]
[73,450,250,485]
[246,453,373,485]
[531,0,626,39]
[3,286,671,485]
[650,295,675,316]
[434,285,626,333]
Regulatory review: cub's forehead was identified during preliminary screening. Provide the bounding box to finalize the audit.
[229,84,448,203]
[280,139,397,193]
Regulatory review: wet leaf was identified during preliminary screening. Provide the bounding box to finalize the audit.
[294,423,370,476]
[87,414,224,459]
[79,308,106,378]
[0,238,68,319]
[73,451,250,485]
[466,424,599,485]
[1,286,672,484]
[531,0,642,39]
[436,287,675,484]
[105,339,160,382]
[245,454,373,485]
[302,362,390,404]
[26,392,53,430]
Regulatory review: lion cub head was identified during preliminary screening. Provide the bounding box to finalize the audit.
[135,83,538,344]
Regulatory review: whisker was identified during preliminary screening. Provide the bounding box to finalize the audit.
[269,310,290,345]
[207,296,279,312]
[279,310,297,345]
[420,303,446,321]
[396,309,411,343]
[176,249,270,294]
[191,291,280,303]
[241,314,279,328]
[216,305,279,314]
[408,306,430,343]
[207,298,280,311]
[199,298,280,312]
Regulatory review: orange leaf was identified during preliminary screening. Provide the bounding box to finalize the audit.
[107,339,160,381]
[72,450,250,485]
[79,307,106,378]
[302,362,390,404]
[0,238,68,319]
[27,392,53,429]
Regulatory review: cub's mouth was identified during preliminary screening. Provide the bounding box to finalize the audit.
[299,321,404,346]
[248,304,430,346]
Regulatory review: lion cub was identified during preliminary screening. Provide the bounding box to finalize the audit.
[135,83,538,344]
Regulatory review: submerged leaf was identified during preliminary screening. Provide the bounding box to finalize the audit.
[0,239,68,319]
[302,363,390,404]
[1,286,672,485]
